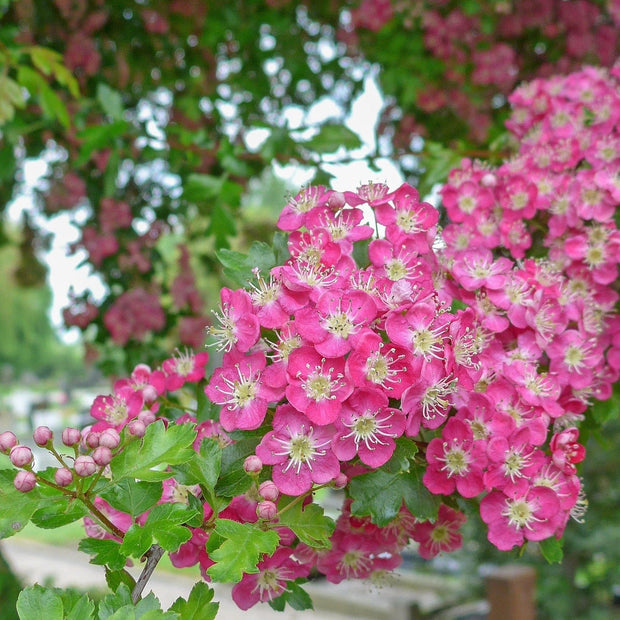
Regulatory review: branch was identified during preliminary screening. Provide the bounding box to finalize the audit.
[131,544,165,604]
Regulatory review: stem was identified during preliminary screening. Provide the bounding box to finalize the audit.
[276,483,331,518]
[131,544,165,604]
[80,495,126,540]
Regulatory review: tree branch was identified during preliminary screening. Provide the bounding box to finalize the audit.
[131,544,165,604]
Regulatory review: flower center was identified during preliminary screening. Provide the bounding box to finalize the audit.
[564,345,585,372]
[325,312,355,338]
[396,210,420,232]
[386,258,409,281]
[440,444,469,476]
[502,498,535,529]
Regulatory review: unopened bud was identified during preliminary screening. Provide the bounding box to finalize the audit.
[74,455,97,477]
[85,431,100,449]
[481,172,497,187]
[127,420,146,438]
[92,446,112,467]
[258,480,279,502]
[0,431,18,453]
[333,472,348,489]
[14,470,36,492]
[10,445,33,468]
[138,410,156,425]
[243,455,262,474]
[62,427,81,447]
[257,500,278,521]
[98,428,120,450]
[54,467,73,487]
[33,426,53,447]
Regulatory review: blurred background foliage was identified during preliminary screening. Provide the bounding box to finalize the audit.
[0,0,619,618]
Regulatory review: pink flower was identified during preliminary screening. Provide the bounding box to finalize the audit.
[90,386,144,430]
[333,389,406,467]
[162,350,209,391]
[411,504,467,560]
[285,346,352,425]
[207,288,260,353]
[480,487,562,551]
[255,404,340,496]
[232,548,310,610]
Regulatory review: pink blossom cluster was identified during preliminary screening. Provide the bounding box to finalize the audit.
[343,0,619,143]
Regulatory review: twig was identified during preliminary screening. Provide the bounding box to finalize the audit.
[131,544,165,604]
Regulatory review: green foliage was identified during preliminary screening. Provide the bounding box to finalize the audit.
[277,497,336,549]
[267,580,314,612]
[168,583,219,620]
[0,470,41,538]
[109,422,197,483]
[205,519,280,583]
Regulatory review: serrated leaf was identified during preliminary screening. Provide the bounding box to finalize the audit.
[30,496,88,529]
[16,585,64,620]
[105,567,137,594]
[268,580,313,612]
[100,479,163,516]
[168,582,219,620]
[382,437,419,474]
[277,498,335,549]
[539,537,563,564]
[65,593,96,620]
[143,502,198,552]
[302,123,362,153]
[214,436,260,498]
[171,439,222,493]
[247,241,276,274]
[119,524,153,559]
[78,538,129,571]
[97,584,133,619]
[110,421,196,482]
[0,469,41,538]
[350,462,440,526]
[206,519,279,583]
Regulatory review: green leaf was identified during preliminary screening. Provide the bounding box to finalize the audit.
[215,248,253,287]
[268,580,313,612]
[382,437,419,474]
[30,495,88,529]
[277,498,335,549]
[207,203,237,249]
[184,174,225,201]
[168,582,219,620]
[539,537,564,564]
[97,83,124,120]
[78,538,129,571]
[16,585,64,620]
[215,436,260,498]
[65,593,96,620]
[418,141,463,197]
[0,470,41,538]
[143,503,198,552]
[39,84,69,127]
[110,421,197,482]
[272,231,290,265]
[590,381,620,427]
[302,123,362,153]
[0,76,25,108]
[119,524,153,559]
[76,121,130,166]
[247,241,276,274]
[206,519,279,583]
[97,584,133,619]
[171,439,222,493]
[105,567,137,595]
[350,461,440,526]
[100,479,163,516]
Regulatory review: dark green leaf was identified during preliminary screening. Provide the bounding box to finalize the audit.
[119,524,152,559]
[78,538,128,571]
[215,436,260,498]
[268,580,313,612]
[30,496,88,529]
[100,480,163,516]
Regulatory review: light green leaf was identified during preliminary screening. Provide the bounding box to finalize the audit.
[97,83,124,120]
[78,538,128,571]
[539,537,563,564]
[206,519,279,583]
[100,479,163,516]
[16,585,64,620]
[0,469,41,538]
[168,582,219,620]
[109,421,196,482]
[277,498,335,549]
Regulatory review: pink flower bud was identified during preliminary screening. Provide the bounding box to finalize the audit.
[14,470,36,492]
[92,446,112,467]
[258,480,279,502]
[0,431,18,453]
[85,431,100,449]
[333,472,348,489]
[127,420,146,437]
[33,426,53,447]
[98,428,120,450]
[138,409,156,425]
[54,467,73,487]
[243,455,263,474]
[257,500,278,521]
[62,427,81,447]
[74,455,97,477]
[10,445,33,468]
[481,172,497,187]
